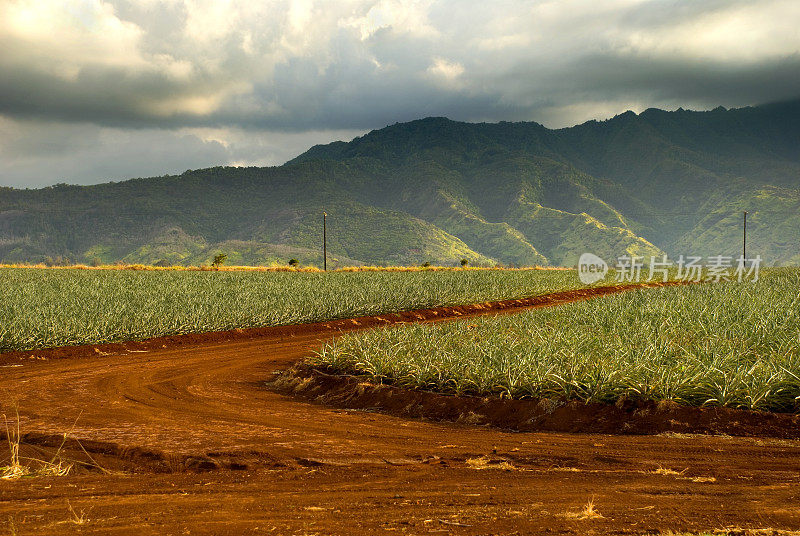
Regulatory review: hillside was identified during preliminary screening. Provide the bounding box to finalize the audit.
[1,99,799,267]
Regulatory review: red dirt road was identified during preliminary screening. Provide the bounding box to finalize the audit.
[2,282,800,535]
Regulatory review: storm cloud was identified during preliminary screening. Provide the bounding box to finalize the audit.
[1,0,799,186]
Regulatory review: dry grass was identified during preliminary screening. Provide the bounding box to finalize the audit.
[652,465,688,476]
[1,411,107,481]
[685,476,717,483]
[563,497,604,520]
[41,501,92,529]
[662,530,800,536]
[1,411,74,480]
[61,500,88,526]
[0,262,562,272]
[465,456,516,471]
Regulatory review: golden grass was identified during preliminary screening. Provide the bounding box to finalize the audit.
[663,530,800,536]
[1,411,109,481]
[651,465,688,476]
[1,411,74,480]
[686,476,716,483]
[562,497,604,520]
[60,500,88,526]
[465,456,516,471]
[0,262,567,273]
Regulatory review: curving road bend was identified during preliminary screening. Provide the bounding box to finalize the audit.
[1,283,800,535]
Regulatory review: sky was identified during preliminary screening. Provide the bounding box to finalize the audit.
[1,0,799,187]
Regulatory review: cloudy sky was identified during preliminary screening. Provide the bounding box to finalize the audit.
[1,0,799,187]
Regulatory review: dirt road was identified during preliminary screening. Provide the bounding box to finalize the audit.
[2,283,800,535]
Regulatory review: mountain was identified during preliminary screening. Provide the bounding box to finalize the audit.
[1,99,799,267]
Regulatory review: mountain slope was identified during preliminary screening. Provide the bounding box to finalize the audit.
[1,99,798,266]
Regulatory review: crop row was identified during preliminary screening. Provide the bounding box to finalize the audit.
[2,267,587,352]
[314,268,800,411]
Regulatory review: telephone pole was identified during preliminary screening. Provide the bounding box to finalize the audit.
[742,211,747,264]
[323,211,327,271]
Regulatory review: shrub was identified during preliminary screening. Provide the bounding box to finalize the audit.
[212,254,228,268]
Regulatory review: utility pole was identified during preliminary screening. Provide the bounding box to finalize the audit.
[743,211,747,264]
[323,211,327,271]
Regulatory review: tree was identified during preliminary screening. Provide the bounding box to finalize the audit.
[212,253,227,268]
[460,258,468,267]
[288,258,299,267]
[421,261,431,268]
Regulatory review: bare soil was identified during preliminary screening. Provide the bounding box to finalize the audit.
[276,364,800,439]
[2,281,800,535]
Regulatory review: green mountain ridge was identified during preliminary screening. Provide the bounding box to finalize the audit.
[1,99,799,267]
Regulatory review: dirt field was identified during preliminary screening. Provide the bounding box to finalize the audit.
[2,282,800,535]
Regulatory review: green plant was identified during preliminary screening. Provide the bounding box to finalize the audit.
[0,267,609,352]
[313,268,800,412]
[211,253,228,268]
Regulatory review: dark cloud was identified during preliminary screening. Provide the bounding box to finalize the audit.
[572,54,800,106]
[0,118,364,187]
[0,0,798,186]
[0,121,229,187]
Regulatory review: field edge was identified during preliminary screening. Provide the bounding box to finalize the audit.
[0,281,685,364]
[272,364,800,439]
